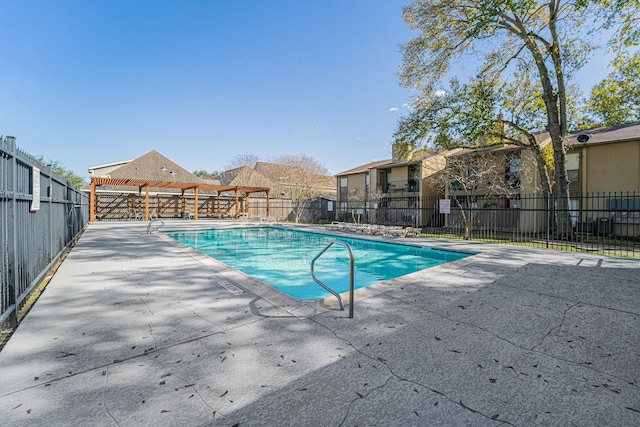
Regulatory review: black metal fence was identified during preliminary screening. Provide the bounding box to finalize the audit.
[246,197,334,223]
[334,193,640,258]
[1,136,89,330]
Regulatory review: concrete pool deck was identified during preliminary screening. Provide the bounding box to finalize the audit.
[0,220,638,426]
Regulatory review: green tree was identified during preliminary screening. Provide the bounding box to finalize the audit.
[395,77,554,197]
[35,156,85,188]
[397,0,639,238]
[586,51,640,126]
[192,169,219,179]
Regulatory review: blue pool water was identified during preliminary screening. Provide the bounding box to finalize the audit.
[165,227,472,300]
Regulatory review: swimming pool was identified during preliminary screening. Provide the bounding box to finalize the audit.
[165,227,472,300]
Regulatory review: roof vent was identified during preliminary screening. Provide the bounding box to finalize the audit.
[577,134,592,143]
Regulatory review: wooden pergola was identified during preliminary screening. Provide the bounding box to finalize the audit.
[90,177,270,222]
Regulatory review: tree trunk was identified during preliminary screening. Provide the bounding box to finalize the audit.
[548,127,574,239]
[533,66,573,239]
[512,14,573,240]
[451,197,471,240]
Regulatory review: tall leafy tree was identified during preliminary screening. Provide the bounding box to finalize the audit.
[398,0,639,238]
[35,156,85,188]
[586,51,640,126]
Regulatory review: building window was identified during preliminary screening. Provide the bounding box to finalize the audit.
[407,165,420,192]
[505,157,521,188]
[365,173,370,196]
[566,152,580,183]
[339,177,348,198]
[570,199,580,226]
[378,170,392,193]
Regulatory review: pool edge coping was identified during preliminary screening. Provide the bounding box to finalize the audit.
[156,224,483,319]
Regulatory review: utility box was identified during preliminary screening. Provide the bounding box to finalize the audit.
[596,218,614,236]
[576,221,593,234]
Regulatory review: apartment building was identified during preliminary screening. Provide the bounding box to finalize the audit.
[566,121,640,236]
[335,148,450,226]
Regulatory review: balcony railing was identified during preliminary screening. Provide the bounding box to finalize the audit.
[378,180,420,194]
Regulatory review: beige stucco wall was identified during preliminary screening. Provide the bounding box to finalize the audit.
[369,170,380,195]
[390,165,408,185]
[420,154,447,198]
[336,172,370,206]
[347,173,368,197]
[520,148,542,194]
[580,140,640,193]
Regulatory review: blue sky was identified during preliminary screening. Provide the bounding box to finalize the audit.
[0,0,618,180]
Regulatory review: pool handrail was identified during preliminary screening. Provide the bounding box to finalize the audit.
[146,219,165,234]
[310,240,354,318]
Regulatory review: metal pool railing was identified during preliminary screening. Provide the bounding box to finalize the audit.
[146,219,165,234]
[310,240,354,318]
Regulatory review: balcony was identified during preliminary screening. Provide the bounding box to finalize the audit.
[380,180,420,194]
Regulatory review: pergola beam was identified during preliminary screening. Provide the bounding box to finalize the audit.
[89,177,270,222]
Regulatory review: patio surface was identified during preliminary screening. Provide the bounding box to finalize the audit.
[0,220,638,426]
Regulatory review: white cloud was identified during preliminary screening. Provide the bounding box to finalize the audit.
[434,89,446,97]
[355,137,365,142]
[389,107,399,112]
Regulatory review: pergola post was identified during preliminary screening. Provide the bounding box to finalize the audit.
[194,188,199,221]
[181,189,185,218]
[234,189,239,219]
[266,190,270,217]
[90,180,96,222]
[144,185,149,221]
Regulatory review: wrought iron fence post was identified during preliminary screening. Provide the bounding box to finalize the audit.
[1,135,90,331]
[8,136,18,328]
[545,192,550,248]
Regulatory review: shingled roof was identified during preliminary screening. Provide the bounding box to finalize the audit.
[217,165,271,187]
[214,161,337,199]
[88,150,271,222]
[253,162,336,198]
[336,159,396,176]
[108,150,206,185]
[566,121,640,147]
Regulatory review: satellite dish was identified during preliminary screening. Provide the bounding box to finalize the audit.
[577,134,591,143]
